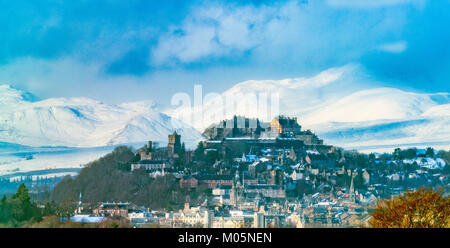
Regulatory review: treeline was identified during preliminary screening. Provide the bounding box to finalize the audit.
[375,147,450,173]
[50,146,208,210]
[0,183,132,228]
[0,177,60,201]
[0,184,43,227]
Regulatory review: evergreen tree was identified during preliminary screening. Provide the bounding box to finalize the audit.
[194,141,205,160]
[0,184,42,225]
[393,148,401,160]
[12,183,31,203]
[425,147,434,158]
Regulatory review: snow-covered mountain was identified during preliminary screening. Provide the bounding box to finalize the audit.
[166,64,450,152]
[2,63,449,153]
[0,85,202,148]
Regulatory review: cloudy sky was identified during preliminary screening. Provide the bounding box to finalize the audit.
[0,0,449,106]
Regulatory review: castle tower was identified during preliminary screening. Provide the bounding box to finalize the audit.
[140,141,153,160]
[147,141,153,152]
[168,131,181,157]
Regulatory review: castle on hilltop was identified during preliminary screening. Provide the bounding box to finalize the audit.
[203,116,265,140]
[202,115,328,159]
[203,115,323,145]
[269,116,301,136]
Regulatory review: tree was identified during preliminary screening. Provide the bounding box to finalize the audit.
[0,184,42,225]
[393,148,401,160]
[117,162,131,172]
[56,199,76,219]
[437,150,450,165]
[180,142,186,155]
[11,183,42,222]
[295,180,313,196]
[368,153,376,162]
[369,188,449,228]
[194,141,205,161]
[353,171,365,189]
[205,150,219,164]
[173,142,187,170]
[425,147,435,158]
[402,148,417,159]
[12,183,31,203]
[443,164,450,174]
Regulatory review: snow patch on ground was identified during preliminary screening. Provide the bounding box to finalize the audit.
[403,158,446,170]
[0,146,114,177]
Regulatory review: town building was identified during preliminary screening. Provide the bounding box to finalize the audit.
[244,184,286,198]
[93,202,132,217]
[131,159,172,171]
[195,174,235,189]
[180,176,199,189]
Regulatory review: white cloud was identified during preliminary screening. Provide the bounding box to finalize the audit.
[377,41,408,53]
[152,25,221,65]
[151,3,287,65]
[150,1,411,67]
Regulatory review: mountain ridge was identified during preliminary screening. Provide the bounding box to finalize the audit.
[0,85,202,148]
[2,64,450,152]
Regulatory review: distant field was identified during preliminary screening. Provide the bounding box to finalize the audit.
[0,145,114,179]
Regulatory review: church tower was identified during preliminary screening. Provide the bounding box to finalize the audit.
[168,131,181,158]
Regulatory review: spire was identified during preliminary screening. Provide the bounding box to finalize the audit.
[330,185,334,198]
[350,174,354,194]
[349,174,355,202]
[231,181,238,208]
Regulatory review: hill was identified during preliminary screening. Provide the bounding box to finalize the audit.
[49,146,207,209]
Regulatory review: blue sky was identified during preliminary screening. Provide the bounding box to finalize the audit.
[0,0,449,106]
